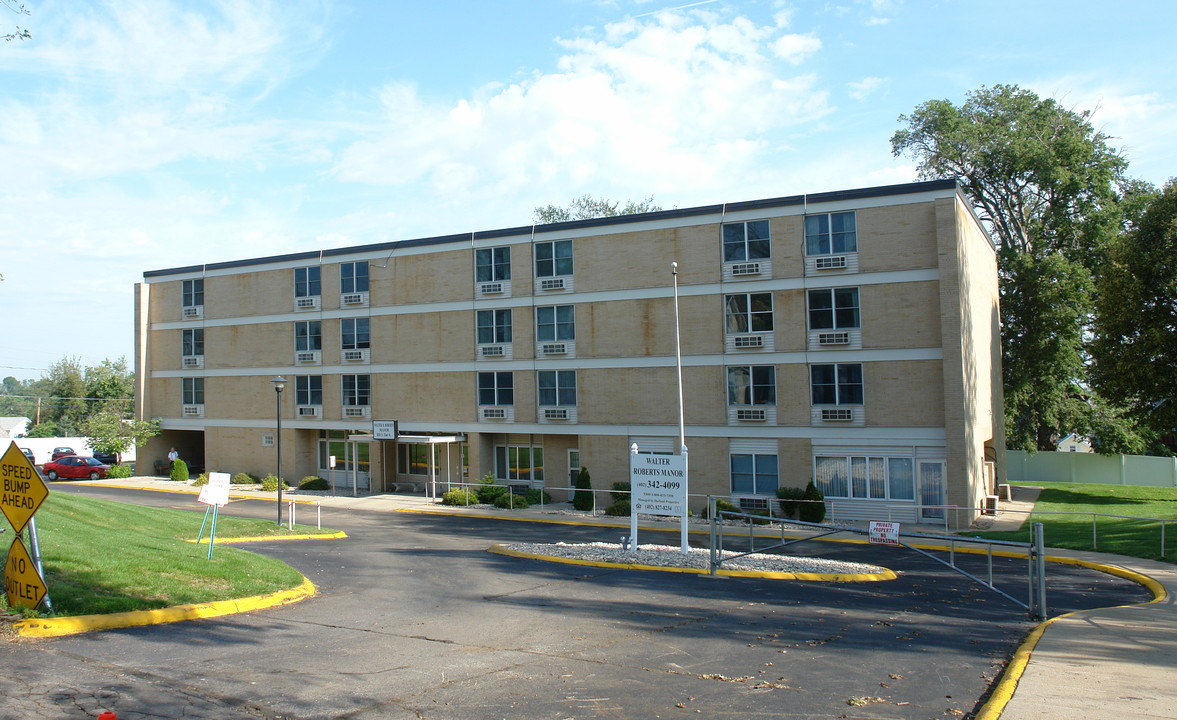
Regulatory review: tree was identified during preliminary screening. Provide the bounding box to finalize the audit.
[86,357,135,415]
[892,84,1129,451]
[79,410,160,461]
[534,195,662,224]
[45,356,87,435]
[2,1,30,42]
[1090,180,1177,448]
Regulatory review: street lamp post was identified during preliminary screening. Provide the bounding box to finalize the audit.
[271,376,287,525]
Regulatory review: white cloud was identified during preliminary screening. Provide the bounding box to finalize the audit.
[848,76,885,100]
[771,32,822,64]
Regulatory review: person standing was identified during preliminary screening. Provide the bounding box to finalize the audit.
[168,447,179,465]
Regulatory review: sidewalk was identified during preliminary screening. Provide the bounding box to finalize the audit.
[78,477,1174,719]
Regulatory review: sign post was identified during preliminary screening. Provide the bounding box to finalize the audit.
[196,472,231,560]
[2,442,51,611]
[629,444,688,552]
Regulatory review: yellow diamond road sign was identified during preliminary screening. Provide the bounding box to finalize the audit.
[1,442,49,533]
[5,536,47,611]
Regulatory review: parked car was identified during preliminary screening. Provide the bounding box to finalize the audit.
[19,447,35,464]
[42,455,109,481]
[92,450,120,465]
[50,446,76,461]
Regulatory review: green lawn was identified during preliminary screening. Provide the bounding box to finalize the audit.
[967,481,1177,562]
[2,492,338,617]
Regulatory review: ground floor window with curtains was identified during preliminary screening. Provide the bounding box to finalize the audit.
[814,455,915,501]
[730,453,779,495]
[495,445,544,483]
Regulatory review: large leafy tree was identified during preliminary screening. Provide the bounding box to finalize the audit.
[1091,180,1177,447]
[79,410,159,460]
[892,84,1129,451]
[534,195,662,224]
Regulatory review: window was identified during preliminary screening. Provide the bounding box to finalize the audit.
[730,454,778,495]
[476,309,512,344]
[495,445,544,482]
[182,377,204,405]
[340,261,369,294]
[182,279,203,307]
[294,267,321,298]
[295,321,322,351]
[805,211,857,255]
[538,370,576,406]
[810,364,863,405]
[536,305,575,341]
[815,455,915,501]
[725,293,773,333]
[535,240,573,277]
[478,371,513,406]
[398,444,435,475]
[296,375,322,406]
[182,328,204,356]
[727,366,776,405]
[807,288,860,330]
[475,247,511,282]
[342,374,370,406]
[341,318,370,350]
[722,220,770,262]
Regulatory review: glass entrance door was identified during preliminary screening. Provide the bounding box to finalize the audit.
[919,461,945,519]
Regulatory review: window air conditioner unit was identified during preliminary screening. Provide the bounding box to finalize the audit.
[540,277,565,290]
[815,255,847,270]
[182,356,203,369]
[343,349,365,362]
[183,306,202,318]
[182,405,204,417]
[479,282,503,294]
[480,345,504,357]
[296,296,319,310]
[481,407,507,420]
[818,332,850,345]
[543,408,568,420]
[731,262,761,276]
[733,334,764,348]
[736,408,766,421]
[343,406,370,418]
[296,351,319,364]
[341,293,364,305]
[297,406,320,417]
[821,408,853,421]
[739,497,769,511]
[541,343,566,355]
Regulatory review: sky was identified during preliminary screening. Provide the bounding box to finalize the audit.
[0,0,1174,383]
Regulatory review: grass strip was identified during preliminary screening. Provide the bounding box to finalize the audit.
[967,481,1177,562]
[2,492,337,617]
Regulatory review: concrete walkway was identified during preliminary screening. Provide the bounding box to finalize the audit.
[75,477,1175,719]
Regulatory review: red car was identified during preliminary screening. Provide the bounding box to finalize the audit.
[42,455,109,481]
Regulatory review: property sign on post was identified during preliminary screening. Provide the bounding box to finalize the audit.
[197,472,231,508]
[0,442,48,534]
[868,520,901,546]
[631,453,687,517]
[5,536,47,611]
[373,420,398,440]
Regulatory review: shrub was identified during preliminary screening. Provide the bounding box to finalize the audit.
[745,508,772,525]
[604,499,630,516]
[494,492,528,509]
[442,487,479,506]
[104,463,132,479]
[572,466,594,511]
[524,488,551,505]
[192,472,210,486]
[700,497,740,519]
[798,480,826,523]
[299,476,330,490]
[169,459,189,483]
[476,473,508,504]
[610,482,631,503]
[261,474,290,492]
[776,486,807,518]
[231,472,260,485]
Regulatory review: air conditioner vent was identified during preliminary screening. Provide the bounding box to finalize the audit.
[341,293,364,305]
[295,296,319,310]
[479,282,503,294]
[480,345,504,357]
[297,406,320,417]
[540,277,566,291]
[482,408,507,419]
[541,343,566,355]
[735,408,766,421]
[821,408,853,421]
[343,406,370,418]
[182,356,203,369]
[182,405,204,417]
[733,334,764,348]
[731,262,761,276]
[295,351,319,364]
[343,349,365,362]
[182,306,202,318]
[815,255,847,270]
[817,332,850,345]
[543,408,568,420]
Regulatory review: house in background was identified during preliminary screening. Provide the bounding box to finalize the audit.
[1057,433,1094,453]
[134,178,1005,528]
[0,416,31,439]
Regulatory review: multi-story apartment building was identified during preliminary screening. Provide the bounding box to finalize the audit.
[135,178,1005,526]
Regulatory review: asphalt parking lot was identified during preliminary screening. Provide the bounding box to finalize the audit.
[0,485,1152,720]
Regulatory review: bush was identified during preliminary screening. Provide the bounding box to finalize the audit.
[572,467,594,511]
[442,487,479,506]
[231,472,260,485]
[798,480,826,523]
[299,476,330,490]
[494,492,528,509]
[610,482,631,503]
[260,474,290,492]
[191,472,210,486]
[700,497,740,519]
[105,463,133,479]
[524,488,551,505]
[776,486,807,518]
[604,499,630,516]
[476,473,508,504]
[169,459,189,483]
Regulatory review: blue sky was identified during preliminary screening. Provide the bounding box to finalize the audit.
[1,0,1173,382]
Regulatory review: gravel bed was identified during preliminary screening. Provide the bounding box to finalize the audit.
[501,541,887,575]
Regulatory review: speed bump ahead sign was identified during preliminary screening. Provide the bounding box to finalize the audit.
[5,536,47,610]
[0,442,48,533]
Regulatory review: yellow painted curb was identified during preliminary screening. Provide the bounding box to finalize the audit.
[971,559,1166,720]
[487,544,897,582]
[188,530,348,544]
[83,482,325,505]
[14,577,316,639]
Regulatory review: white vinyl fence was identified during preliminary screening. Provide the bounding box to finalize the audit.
[1006,450,1177,487]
